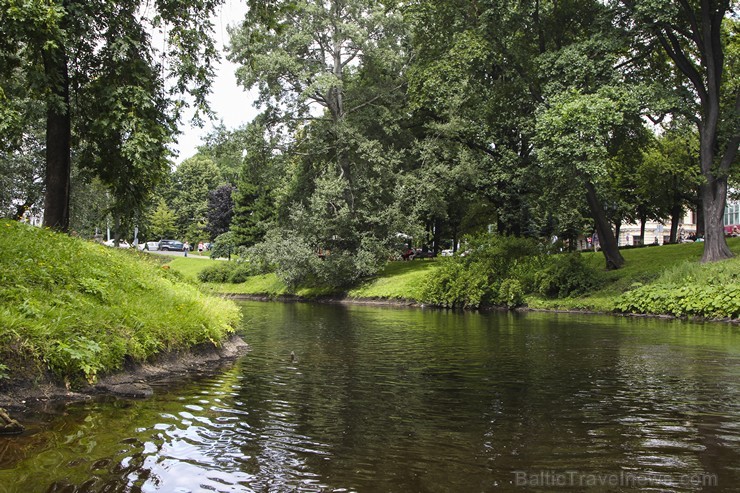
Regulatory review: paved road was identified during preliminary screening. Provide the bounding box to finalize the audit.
[145,250,214,259]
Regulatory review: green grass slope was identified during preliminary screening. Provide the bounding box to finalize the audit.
[0,220,240,386]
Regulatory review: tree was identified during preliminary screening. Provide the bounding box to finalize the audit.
[169,155,223,240]
[148,198,177,240]
[638,125,702,243]
[228,0,407,212]
[228,0,414,283]
[617,1,739,261]
[205,184,234,240]
[536,88,650,269]
[408,0,644,267]
[1,0,222,232]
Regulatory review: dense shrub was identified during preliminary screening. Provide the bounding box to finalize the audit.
[228,264,254,283]
[420,234,544,308]
[535,253,602,298]
[420,261,488,308]
[245,229,387,289]
[496,278,525,308]
[615,284,740,318]
[197,261,255,284]
[198,262,236,283]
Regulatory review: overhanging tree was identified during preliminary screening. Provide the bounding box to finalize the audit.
[1,0,222,232]
[618,0,739,262]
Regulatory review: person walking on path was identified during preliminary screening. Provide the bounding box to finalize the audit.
[198,241,204,255]
[183,241,189,257]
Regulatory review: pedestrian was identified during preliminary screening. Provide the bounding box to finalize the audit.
[198,241,204,255]
[183,241,189,257]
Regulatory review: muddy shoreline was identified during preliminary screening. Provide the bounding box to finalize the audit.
[0,335,249,418]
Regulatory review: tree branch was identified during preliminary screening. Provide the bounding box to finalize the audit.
[345,83,405,114]
[656,29,708,106]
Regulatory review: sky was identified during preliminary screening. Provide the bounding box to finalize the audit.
[172,0,259,163]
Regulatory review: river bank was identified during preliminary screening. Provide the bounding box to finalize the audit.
[0,335,249,417]
[0,221,242,417]
[196,238,740,321]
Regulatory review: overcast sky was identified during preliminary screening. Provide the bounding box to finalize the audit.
[172,0,259,163]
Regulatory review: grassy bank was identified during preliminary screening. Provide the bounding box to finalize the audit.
[170,238,740,320]
[0,221,240,387]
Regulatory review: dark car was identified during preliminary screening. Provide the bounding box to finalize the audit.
[158,239,185,251]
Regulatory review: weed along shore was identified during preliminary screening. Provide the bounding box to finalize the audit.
[0,221,244,416]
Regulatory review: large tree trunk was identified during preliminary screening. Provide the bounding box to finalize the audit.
[669,202,682,243]
[584,180,624,270]
[700,179,732,262]
[42,44,72,232]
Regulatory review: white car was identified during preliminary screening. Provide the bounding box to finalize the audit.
[103,239,131,248]
[138,241,159,251]
[441,249,454,257]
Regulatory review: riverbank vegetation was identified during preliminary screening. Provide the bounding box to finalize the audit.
[172,236,740,320]
[0,220,240,387]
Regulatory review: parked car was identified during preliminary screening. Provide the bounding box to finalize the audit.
[158,239,184,251]
[440,249,454,257]
[138,241,159,251]
[103,239,131,248]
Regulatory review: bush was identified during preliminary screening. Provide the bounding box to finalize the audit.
[197,261,255,284]
[615,284,740,319]
[228,264,254,283]
[496,278,525,308]
[615,258,740,318]
[245,229,387,289]
[420,261,488,308]
[420,233,544,308]
[198,263,235,283]
[536,253,602,298]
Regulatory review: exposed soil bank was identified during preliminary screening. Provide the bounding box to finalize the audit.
[0,335,249,417]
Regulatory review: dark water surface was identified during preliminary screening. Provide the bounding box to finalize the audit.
[1,302,739,492]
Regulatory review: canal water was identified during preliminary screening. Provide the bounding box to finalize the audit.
[1,301,739,492]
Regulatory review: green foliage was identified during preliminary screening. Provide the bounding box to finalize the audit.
[0,220,240,386]
[536,253,603,299]
[169,155,224,241]
[245,229,387,289]
[210,231,237,260]
[0,362,8,381]
[615,259,740,319]
[420,234,543,308]
[197,263,235,283]
[420,260,487,308]
[148,198,177,240]
[497,278,525,309]
[197,261,254,284]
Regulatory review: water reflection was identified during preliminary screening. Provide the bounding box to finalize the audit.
[1,303,739,492]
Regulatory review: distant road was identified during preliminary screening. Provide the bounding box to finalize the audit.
[145,250,214,259]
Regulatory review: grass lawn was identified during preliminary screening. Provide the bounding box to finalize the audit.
[347,260,439,300]
[166,256,216,281]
